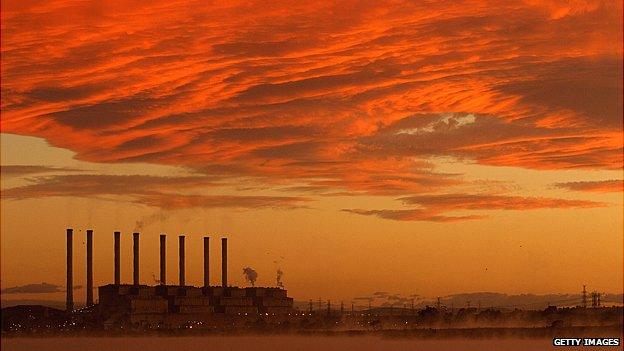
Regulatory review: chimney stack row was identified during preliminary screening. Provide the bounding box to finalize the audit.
[65,229,231,310]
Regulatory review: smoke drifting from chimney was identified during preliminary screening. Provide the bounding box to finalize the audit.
[242,267,258,287]
[276,268,284,288]
[134,212,169,232]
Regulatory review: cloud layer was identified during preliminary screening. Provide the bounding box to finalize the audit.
[344,193,604,222]
[1,282,81,294]
[1,174,309,210]
[1,1,621,219]
[0,165,82,177]
[554,180,623,193]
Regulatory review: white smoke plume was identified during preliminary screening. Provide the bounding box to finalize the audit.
[134,211,169,232]
[276,268,284,288]
[242,267,258,287]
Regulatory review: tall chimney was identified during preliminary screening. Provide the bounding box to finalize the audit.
[86,229,93,306]
[203,237,209,287]
[114,231,120,285]
[66,228,73,312]
[160,234,166,285]
[179,235,185,286]
[133,232,139,286]
[221,237,227,287]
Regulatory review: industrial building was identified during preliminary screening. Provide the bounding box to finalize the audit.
[65,229,294,329]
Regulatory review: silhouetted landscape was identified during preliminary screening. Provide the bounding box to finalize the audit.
[2,228,622,349]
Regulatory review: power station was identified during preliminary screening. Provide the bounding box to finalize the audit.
[6,228,614,334]
[65,229,293,329]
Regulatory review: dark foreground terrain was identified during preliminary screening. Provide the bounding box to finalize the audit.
[2,305,621,350]
[2,335,623,351]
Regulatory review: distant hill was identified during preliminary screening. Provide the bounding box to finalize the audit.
[295,292,624,311]
[1,299,68,310]
[5,292,623,312]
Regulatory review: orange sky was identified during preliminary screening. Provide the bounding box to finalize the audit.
[0,0,622,304]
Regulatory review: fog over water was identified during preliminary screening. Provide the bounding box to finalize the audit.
[1,336,616,351]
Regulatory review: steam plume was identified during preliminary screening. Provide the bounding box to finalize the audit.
[134,211,169,231]
[276,268,284,288]
[242,267,258,287]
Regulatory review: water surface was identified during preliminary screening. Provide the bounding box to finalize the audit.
[1,336,612,351]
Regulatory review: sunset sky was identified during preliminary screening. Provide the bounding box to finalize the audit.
[1,0,622,305]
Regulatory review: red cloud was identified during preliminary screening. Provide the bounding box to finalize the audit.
[0,165,82,177]
[554,180,623,193]
[137,193,308,210]
[342,209,485,223]
[1,174,309,210]
[399,194,603,210]
[344,193,604,222]
[1,1,621,197]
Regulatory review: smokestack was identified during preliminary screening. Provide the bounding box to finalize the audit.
[114,231,120,285]
[160,234,166,285]
[86,229,93,306]
[66,228,73,312]
[179,235,185,286]
[203,237,209,287]
[133,232,139,286]
[221,237,227,287]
